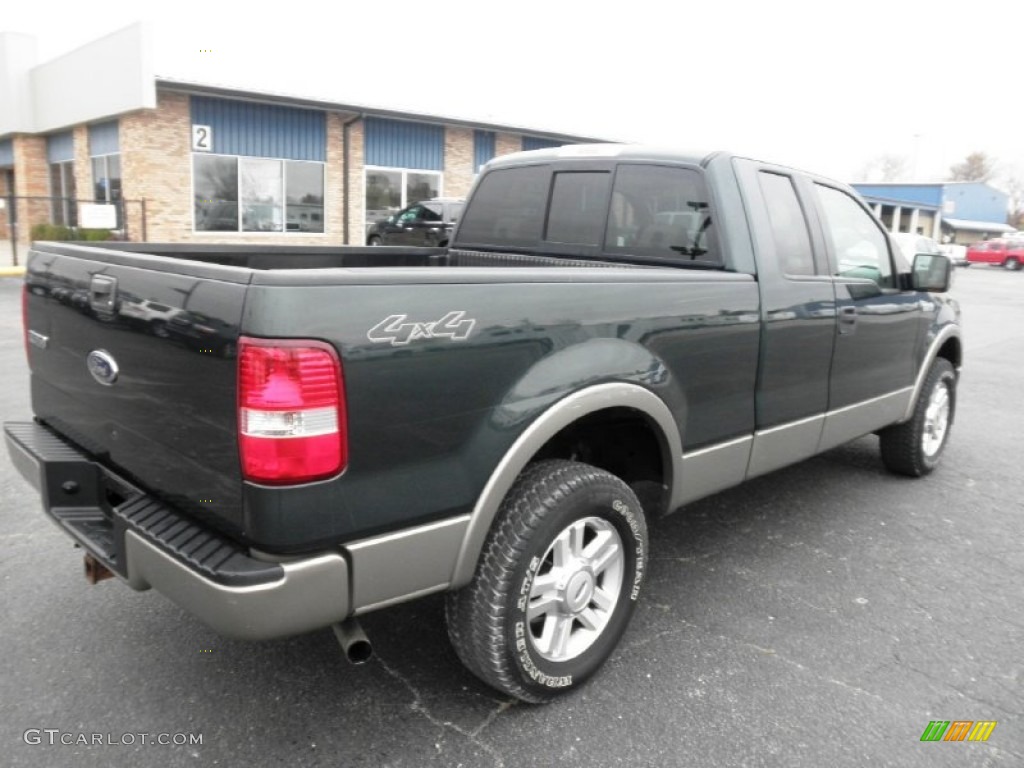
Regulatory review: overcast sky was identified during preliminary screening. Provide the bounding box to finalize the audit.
[4,0,1022,190]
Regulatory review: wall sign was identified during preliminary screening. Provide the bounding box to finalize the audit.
[79,203,118,229]
[192,125,213,152]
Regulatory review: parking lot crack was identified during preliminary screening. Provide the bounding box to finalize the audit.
[625,618,894,707]
[471,700,514,738]
[374,654,507,767]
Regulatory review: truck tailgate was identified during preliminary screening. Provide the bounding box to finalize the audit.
[25,248,249,536]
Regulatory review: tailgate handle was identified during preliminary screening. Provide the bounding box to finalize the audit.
[90,275,118,312]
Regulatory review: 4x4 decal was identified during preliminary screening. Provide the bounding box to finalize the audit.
[367,311,476,346]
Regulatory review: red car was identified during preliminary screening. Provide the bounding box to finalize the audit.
[966,239,1024,270]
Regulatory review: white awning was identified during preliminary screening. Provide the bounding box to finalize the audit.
[943,218,1016,234]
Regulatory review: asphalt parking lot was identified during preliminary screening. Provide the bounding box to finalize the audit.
[0,267,1021,767]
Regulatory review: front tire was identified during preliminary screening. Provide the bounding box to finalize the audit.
[446,460,648,703]
[879,358,956,476]
[367,235,381,246]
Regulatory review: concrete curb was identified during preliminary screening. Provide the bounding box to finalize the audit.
[0,267,26,277]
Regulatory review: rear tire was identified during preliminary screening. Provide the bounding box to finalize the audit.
[445,460,648,703]
[879,358,956,476]
[1005,257,1021,271]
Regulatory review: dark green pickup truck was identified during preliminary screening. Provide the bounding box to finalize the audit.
[6,145,961,702]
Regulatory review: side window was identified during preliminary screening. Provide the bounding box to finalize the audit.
[815,184,895,288]
[758,172,816,276]
[545,172,610,246]
[605,165,719,264]
[398,205,423,224]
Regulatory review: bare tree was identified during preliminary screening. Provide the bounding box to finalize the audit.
[879,154,909,182]
[949,152,995,182]
[1003,176,1024,228]
[858,153,910,182]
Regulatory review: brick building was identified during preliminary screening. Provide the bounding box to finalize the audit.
[0,25,599,249]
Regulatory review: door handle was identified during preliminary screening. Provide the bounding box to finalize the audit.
[839,305,857,335]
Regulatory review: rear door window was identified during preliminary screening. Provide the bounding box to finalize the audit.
[758,172,816,276]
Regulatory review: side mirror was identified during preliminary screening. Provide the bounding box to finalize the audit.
[911,253,952,292]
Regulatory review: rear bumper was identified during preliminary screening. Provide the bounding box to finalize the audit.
[4,421,350,640]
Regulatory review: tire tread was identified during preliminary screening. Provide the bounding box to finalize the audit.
[880,358,955,476]
[446,460,641,703]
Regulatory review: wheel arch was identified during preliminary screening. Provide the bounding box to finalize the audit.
[901,324,962,422]
[449,383,682,589]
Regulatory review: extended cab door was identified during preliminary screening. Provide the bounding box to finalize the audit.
[733,160,837,476]
[810,182,924,450]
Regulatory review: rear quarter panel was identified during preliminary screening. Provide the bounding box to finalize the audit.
[238,270,760,550]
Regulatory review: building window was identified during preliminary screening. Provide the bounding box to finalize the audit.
[91,155,122,204]
[286,161,325,233]
[193,154,323,234]
[364,167,441,225]
[50,161,76,227]
[91,154,123,228]
[241,158,283,232]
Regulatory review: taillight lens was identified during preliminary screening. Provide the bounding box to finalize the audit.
[237,337,347,484]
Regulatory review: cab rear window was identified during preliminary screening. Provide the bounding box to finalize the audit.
[455,162,720,266]
[604,165,720,265]
[455,166,548,248]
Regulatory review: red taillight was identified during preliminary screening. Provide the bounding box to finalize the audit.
[237,337,347,485]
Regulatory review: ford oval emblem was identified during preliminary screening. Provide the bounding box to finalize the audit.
[87,350,119,386]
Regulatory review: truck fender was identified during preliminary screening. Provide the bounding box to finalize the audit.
[901,322,962,423]
[449,378,683,589]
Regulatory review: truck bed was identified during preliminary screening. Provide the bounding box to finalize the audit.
[23,240,757,553]
[39,242,684,272]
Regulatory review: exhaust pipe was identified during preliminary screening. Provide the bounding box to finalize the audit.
[332,618,373,664]
[84,553,114,584]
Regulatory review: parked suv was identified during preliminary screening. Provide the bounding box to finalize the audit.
[366,198,464,247]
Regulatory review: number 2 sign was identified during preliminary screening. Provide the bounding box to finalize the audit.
[192,125,213,152]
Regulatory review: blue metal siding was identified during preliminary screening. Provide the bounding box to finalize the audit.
[942,183,1008,223]
[364,118,444,170]
[89,121,120,156]
[474,130,495,171]
[852,184,943,207]
[522,136,565,152]
[0,139,12,166]
[190,96,326,161]
[46,132,74,163]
